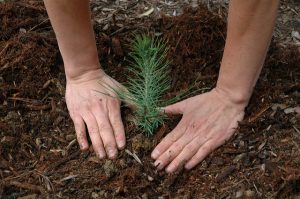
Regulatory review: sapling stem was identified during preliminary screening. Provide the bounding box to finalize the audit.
[100,34,193,136]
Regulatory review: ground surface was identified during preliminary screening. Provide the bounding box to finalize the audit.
[0,0,300,199]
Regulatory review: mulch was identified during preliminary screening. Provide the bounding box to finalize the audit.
[0,1,299,198]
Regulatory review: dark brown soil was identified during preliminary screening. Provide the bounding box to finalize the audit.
[0,1,299,199]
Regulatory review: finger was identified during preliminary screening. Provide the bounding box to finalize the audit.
[81,109,106,159]
[153,124,200,170]
[151,119,187,159]
[185,138,222,170]
[73,116,89,150]
[108,99,126,150]
[161,100,186,115]
[154,139,186,170]
[165,136,206,173]
[92,99,118,159]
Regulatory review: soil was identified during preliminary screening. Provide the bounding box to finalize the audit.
[0,1,300,199]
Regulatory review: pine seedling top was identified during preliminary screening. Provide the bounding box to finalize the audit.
[116,35,172,136]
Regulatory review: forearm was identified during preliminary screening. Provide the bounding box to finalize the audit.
[43,0,100,80]
[216,0,279,105]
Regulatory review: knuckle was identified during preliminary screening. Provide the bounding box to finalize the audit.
[88,126,99,135]
[76,131,85,140]
[112,98,121,106]
[167,133,177,143]
[202,145,212,154]
[73,118,82,127]
[81,100,90,109]
[111,120,122,130]
[185,143,196,152]
[172,142,182,151]
[98,122,109,131]
[115,132,124,140]
[104,142,117,150]
[91,98,101,106]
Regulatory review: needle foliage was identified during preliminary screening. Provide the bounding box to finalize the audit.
[126,35,171,135]
[102,35,184,136]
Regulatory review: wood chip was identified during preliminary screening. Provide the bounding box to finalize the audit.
[216,165,236,182]
[138,7,154,18]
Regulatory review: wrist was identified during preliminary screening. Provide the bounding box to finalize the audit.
[66,67,106,83]
[214,85,250,108]
[64,57,103,81]
[62,45,102,80]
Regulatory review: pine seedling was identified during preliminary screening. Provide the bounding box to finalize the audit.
[125,35,171,136]
[101,35,187,136]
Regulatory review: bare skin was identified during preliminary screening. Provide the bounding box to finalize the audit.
[152,0,279,172]
[43,0,279,172]
[43,0,126,159]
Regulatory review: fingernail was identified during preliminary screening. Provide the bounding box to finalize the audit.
[154,160,162,169]
[166,165,175,173]
[118,140,125,149]
[185,164,191,170]
[108,148,117,158]
[98,152,106,159]
[151,149,160,159]
[80,142,88,150]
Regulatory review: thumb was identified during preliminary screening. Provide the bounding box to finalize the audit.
[161,100,186,115]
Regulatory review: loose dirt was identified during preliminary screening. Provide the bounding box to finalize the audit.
[0,1,299,198]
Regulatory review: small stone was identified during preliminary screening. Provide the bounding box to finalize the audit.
[65,134,76,141]
[142,193,148,199]
[178,188,185,193]
[292,30,300,40]
[116,187,121,194]
[284,107,300,114]
[91,192,99,199]
[239,140,245,147]
[103,160,117,177]
[35,138,42,149]
[147,175,154,181]
[19,28,26,33]
[1,136,15,147]
[99,190,106,196]
[233,153,247,163]
[271,103,287,111]
[235,190,243,198]
[244,190,255,198]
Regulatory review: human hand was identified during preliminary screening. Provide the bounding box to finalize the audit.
[151,88,246,173]
[65,69,126,159]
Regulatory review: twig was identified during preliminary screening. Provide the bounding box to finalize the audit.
[28,18,49,32]
[3,170,34,181]
[125,149,143,165]
[8,97,40,104]
[34,170,54,192]
[249,105,271,123]
[26,104,51,111]
[0,43,10,57]
[8,97,51,110]
[293,126,300,134]
[5,181,46,194]
[15,2,45,11]
[45,150,81,175]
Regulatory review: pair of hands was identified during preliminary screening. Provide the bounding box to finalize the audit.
[66,69,246,173]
